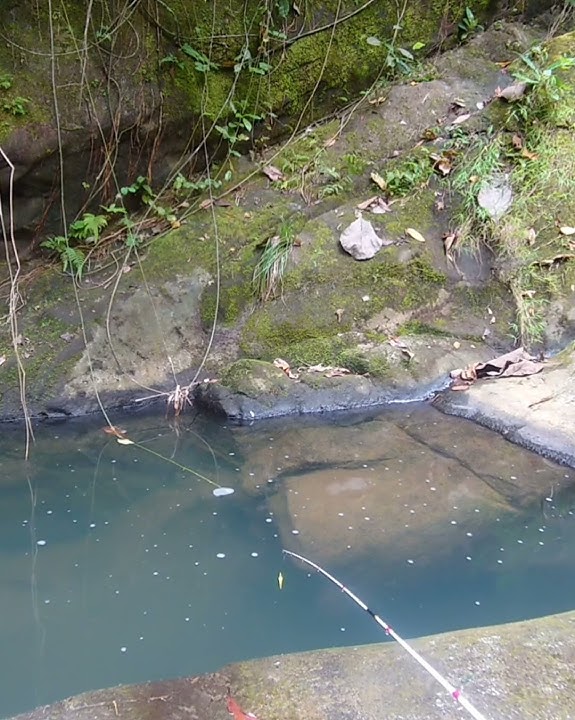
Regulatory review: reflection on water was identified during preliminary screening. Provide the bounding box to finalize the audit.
[0,404,574,718]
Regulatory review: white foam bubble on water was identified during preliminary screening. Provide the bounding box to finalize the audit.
[37,540,47,546]
[213,487,234,497]
[216,553,226,558]
[251,552,259,557]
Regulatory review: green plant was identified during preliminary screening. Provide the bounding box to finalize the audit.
[159,53,185,71]
[180,44,219,73]
[366,34,421,77]
[2,96,29,116]
[343,152,367,175]
[40,212,109,279]
[450,133,504,248]
[119,175,154,203]
[510,46,575,127]
[101,203,141,248]
[68,212,108,241]
[252,221,296,301]
[41,235,87,280]
[172,174,222,194]
[275,0,292,19]
[216,100,265,156]
[379,154,433,196]
[507,262,561,346]
[0,74,13,90]
[317,166,351,198]
[458,8,483,41]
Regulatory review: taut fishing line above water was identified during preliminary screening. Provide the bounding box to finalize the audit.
[283,549,491,720]
[109,429,234,497]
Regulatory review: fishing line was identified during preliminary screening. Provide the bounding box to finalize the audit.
[283,549,490,720]
[114,435,233,495]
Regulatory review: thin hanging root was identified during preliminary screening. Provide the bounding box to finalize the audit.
[283,549,490,720]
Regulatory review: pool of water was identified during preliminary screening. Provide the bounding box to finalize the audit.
[1,403,574,718]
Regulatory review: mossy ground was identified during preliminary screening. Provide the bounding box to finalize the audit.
[447,30,575,347]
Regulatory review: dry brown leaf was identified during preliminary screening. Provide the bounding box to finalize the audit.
[451,113,471,125]
[324,368,351,377]
[117,438,135,445]
[436,158,452,176]
[199,198,214,210]
[356,196,392,214]
[520,147,538,161]
[262,165,284,182]
[273,357,299,380]
[388,337,414,360]
[103,425,127,438]
[443,232,460,259]
[405,227,426,243]
[0,354,5,366]
[511,133,524,150]
[370,171,387,191]
[357,195,378,210]
[527,227,537,245]
[559,226,575,236]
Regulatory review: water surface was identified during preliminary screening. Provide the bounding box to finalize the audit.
[0,404,574,718]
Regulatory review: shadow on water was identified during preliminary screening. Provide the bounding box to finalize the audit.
[0,403,574,718]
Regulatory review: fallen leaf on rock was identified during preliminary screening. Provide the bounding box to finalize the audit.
[262,165,284,182]
[495,82,528,102]
[356,196,392,214]
[443,231,460,261]
[389,337,414,360]
[273,357,299,379]
[450,347,543,387]
[302,363,351,376]
[357,195,377,210]
[451,113,471,125]
[370,171,387,191]
[324,368,351,377]
[559,226,575,236]
[368,95,387,106]
[405,227,426,243]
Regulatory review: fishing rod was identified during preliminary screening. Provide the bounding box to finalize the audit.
[283,549,490,720]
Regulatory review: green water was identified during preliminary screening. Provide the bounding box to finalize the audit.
[1,404,574,719]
